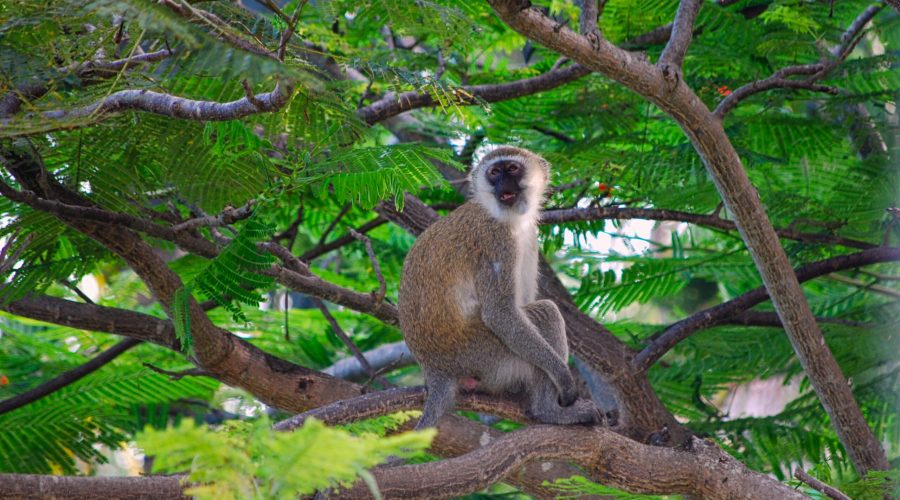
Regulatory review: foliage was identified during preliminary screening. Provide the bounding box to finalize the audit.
[138,417,434,499]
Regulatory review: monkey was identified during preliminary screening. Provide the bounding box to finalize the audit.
[399,146,601,430]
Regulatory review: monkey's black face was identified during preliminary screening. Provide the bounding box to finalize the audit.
[485,160,524,207]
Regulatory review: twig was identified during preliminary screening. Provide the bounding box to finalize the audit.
[142,363,211,381]
[241,79,266,110]
[313,299,391,388]
[317,203,352,247]
[170,201,255,232]
[59,279,95,305]
[0,230,30,276]
[0,338,142,415]
[793,469,851,500]
[349,229,386,305]
[826,273,900,299]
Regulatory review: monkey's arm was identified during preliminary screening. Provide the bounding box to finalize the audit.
[476,260,578,405]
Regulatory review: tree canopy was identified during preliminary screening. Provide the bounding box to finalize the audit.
[0,0,898,498]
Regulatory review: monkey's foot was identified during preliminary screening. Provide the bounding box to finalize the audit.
[528,397,603,426]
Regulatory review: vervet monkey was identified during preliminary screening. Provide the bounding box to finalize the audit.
[399,146,601,430]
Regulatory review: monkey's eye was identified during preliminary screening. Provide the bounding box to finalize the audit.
[488,166,501,177]
[507,163,520,174]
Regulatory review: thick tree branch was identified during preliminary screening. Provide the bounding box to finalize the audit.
[658,0,703,69]
[541,205,874,249]
[0,338,141,415]
[356,63,591,124]
[347,426,805,499]
[488,0,890,475]
[1,295,179,349]
[634,246,900,372]
[0,474,188,499]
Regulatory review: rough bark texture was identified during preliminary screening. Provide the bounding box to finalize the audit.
[487,0,890,475]
[0,474,188,499]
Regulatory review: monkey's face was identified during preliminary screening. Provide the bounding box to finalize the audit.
[485,160,524,207]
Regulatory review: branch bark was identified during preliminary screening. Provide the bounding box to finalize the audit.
[488,0,890,475]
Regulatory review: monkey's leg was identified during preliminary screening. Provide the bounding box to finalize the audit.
[522,301,602,425]
[414,373,457,430]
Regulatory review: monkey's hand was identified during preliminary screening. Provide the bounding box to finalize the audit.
[557,373,579,407]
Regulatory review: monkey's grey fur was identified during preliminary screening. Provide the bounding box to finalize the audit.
[399,146,601,430]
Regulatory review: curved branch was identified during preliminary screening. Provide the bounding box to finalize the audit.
[715,3,884,118]
[4,80,294,130]
[0,338,141,415]
[541,205,874,249]
[715,77,837,118]
[357,64,591,124]
[633,246,900,372]
[658,0,703,69]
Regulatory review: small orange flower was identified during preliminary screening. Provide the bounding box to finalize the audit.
[717,85,732,96]
[598,182,608,192]
[0,375,8,386]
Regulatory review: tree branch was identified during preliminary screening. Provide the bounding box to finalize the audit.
[658,0,703,69]
[347,426,805,499]
[541,205,874,249]
[488,0,890,475]
[633,246,900,372]
[715,3,883,118]
[0,474,188,499]
[3,80,295,131]
[324,341,414,381]
[794,468,851,500]
[0,338,141,415]
[356,63,591,124]
[0,49,175,119]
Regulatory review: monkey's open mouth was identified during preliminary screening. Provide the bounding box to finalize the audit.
[498,192,518,205]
